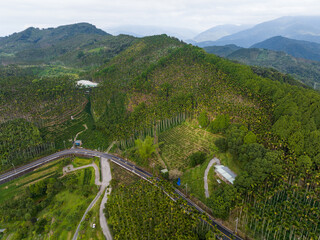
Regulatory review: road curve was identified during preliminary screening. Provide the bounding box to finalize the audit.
[204,158,220,198]
[0,148,242,240]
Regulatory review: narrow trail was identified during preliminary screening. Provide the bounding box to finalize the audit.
[106,141,116,153]
[72,124,88,146]
[204,157,220,198]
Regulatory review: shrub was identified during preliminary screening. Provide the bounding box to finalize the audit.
[215,138,227,152]
[198,111,209,128]
[208,114,230,133]
[189,151,206,167]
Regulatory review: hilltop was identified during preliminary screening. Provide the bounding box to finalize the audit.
[0,23,135,67]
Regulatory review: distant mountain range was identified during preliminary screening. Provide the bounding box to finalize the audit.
[204,44,320,87]
[194,16,320,47]
[192,24,251,42]
[251,36,320,62]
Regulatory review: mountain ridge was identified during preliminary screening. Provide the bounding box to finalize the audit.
[204,44,320,87]
[193,24,251,42]
[0,22,109,50]
[251,36,320,62]
[195,16,320,47]
[0,23,138,67]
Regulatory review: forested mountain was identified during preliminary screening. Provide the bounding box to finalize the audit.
[204,45,320,87]
[200,16,320,47]
[1,26,320,239]
[88,35,320,239]
[204,44,242,57]
[0,23,136,67]
[251,36,320,62]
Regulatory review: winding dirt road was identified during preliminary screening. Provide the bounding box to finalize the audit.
[204,157,220,198]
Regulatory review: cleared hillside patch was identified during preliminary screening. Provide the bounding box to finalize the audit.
[158,121,220,170]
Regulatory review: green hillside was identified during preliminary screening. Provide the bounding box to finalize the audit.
[88,35,320,239]
[91,36,269,141]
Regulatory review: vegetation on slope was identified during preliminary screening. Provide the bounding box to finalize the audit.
[91,38,269,144]
[89,35,320,239]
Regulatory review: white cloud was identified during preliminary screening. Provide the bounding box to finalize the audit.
[0,0,320,36]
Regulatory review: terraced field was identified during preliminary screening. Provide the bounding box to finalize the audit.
[158,122,221,170]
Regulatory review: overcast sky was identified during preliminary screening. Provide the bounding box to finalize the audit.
[1,0,320,37]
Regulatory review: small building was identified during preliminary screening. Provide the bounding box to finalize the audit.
[160,169,168,174]
[161,169,169,179]
[75,140,82,147]
[214,165,237,184]
[76,80,98,88]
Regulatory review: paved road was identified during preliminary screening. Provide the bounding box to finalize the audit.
[0,148,242,240]
[99,158,113,240]
[204,158,220,198]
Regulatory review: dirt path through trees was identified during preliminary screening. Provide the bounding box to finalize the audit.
[204,157,220,198]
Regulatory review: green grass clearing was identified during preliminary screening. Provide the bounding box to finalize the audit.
[37,180,97,239]
[72,157,94,168]
[180,158,211,202]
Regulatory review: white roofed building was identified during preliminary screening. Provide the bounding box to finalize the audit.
[76,80,98,88]
[214,165,237,184]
